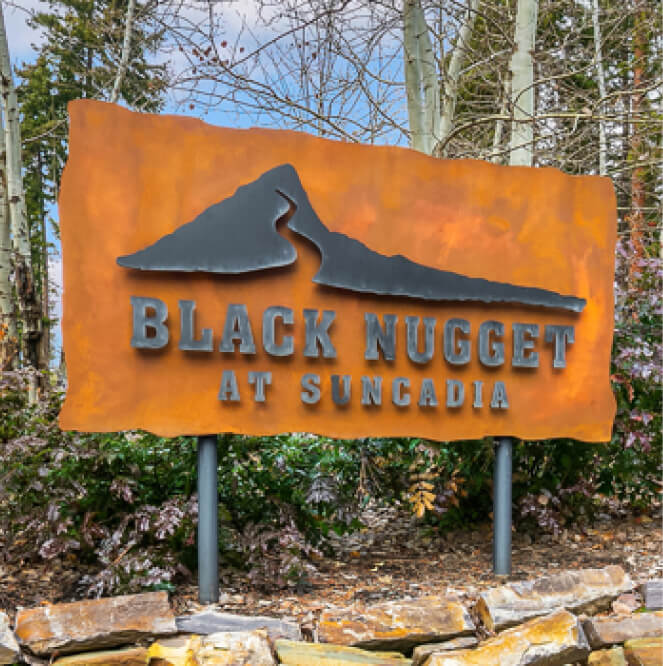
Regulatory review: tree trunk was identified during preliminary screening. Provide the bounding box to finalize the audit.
[591,0,607,176]
[508,0,538,167]
[38,150,50,367]
[0,122,16,369]
[403,0,439,155]
[110,0,137,104]
[0,2,41,374]
[628,0,646,268]
[437,0,480,154]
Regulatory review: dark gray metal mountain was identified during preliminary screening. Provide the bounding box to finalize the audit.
[116,167,298,273]
[117,163,586,313]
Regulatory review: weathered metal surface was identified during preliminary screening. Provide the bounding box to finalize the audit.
[59,101,616,441]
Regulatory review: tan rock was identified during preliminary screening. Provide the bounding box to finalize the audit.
[412,637,478,666]
[0,611,19,665]
[318,597,474,651]
[195,630,274,665]
[52,646,148,665]
[15,591,177,656]
[423,609,590,666]
[275,639,411,665]
[587,647,627,666]
[583,612,663,649]
[623,637,663,666]
[147,635,201,666]
[477,565,633,631]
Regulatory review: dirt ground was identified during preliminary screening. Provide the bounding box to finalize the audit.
[2,509,661,626]
[173,510,663,628]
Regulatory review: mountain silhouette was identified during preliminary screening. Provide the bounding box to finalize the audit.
[117,163,586,313]
[116,167,298,273]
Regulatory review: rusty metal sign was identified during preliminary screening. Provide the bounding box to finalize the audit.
[59,101,616,441]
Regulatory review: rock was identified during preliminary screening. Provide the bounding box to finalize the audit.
[175,611,301,641]
[52,646,149,665]
[195,630,274,665]
[422,609,590,666]
[318,597,474,652]
[623,637,663,666]
[587,647,627,665]
[477,565,633,631]
[147,634,200,665]
[583,611,663,648]
[412,637,478,666]
[275,639,411,665]
[640,582,663,611]
[0,611,19,665]
[613,594,642,615]
[15,591,177,656]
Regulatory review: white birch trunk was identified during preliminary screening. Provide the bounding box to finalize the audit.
[591,0,607,176]
[403,0,439,155]
[0,2,40,374]
[508,0,538,167]
[110,0,137,104]
[437,0,480,153]
[0,118,16,368]
[491,79,510,164]
[0,4,30,264]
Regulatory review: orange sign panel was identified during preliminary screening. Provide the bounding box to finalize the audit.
[59,101,616,441]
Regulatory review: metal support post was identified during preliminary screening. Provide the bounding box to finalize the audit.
[493,436,512,576]
[197,435,219,603]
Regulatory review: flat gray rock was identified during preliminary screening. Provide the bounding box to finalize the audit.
[640,581,663,611]
[477,565,633,631]
[583,611,663,649]
[0,611,19,665]
[175,611,301,641]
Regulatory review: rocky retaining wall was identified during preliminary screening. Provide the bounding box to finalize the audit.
[1,568,661,665]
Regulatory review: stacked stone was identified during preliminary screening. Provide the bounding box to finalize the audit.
[0,568,661,665]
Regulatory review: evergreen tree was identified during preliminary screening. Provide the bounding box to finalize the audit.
[15,0,169,366]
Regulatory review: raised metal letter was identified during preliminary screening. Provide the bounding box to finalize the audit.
[361,376,382,406]
[331,374,351,406]
[544,324,574,368]
[405,316,435,364]
[365,313,397,361]
[478,320,505,367]
[130,296,168,349]
[473,380,483,408]
[179,300,213,351]
[512,323,539,368]
[301,374,321,404]
[446,379,464,408]
[263,306,294,357]
[418,378,438,407]
[303,309,336,358]
[490,381,509,409]
[248,371,272,402]
[392,377,411,407]
[444,318,471,365]
[218,370,240,402]
[219,304,256,354]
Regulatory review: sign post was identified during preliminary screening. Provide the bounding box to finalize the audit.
[493,437,513,575]
[197,435,219,604]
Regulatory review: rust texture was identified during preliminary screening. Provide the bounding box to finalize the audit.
[59,101,616,441]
